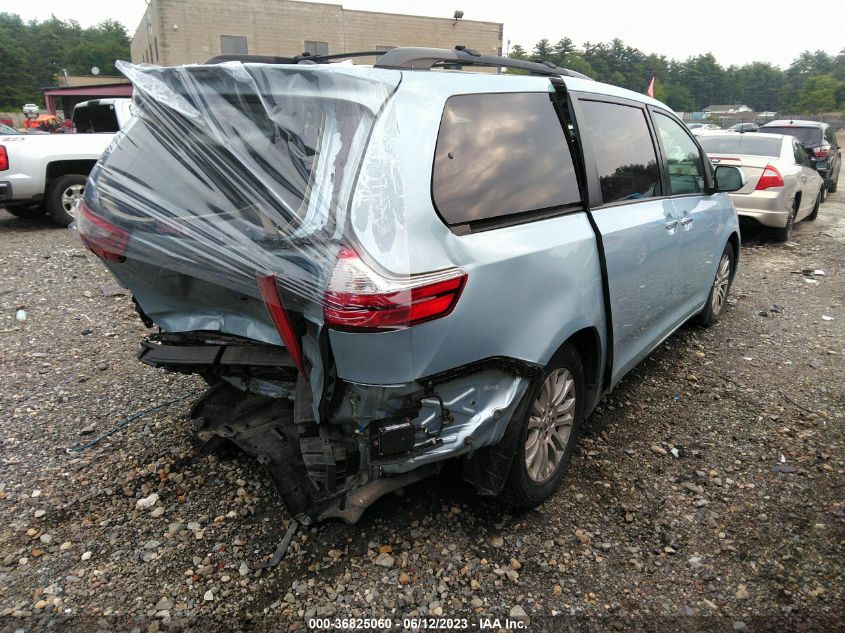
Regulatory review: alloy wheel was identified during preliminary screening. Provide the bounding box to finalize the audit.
[61,184,85,214]
[525,369,576,482]
[710,252,731,315]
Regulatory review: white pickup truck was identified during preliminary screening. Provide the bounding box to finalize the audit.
[0,98,133,226]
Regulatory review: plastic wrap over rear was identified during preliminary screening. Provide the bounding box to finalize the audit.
[78,61,408,326]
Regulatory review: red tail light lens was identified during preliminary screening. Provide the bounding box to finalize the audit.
[324,247,467,330]
[813,146,830,159]
[0,146,8,171]
[76,200,129,262]
[755,165,784,191]
[257,273,305,375]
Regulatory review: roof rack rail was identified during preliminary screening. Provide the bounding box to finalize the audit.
[203,46,592,80]
[205,50,389,65]
[374,46,592,79]
[205,54,297,64]
[295,50,390,63]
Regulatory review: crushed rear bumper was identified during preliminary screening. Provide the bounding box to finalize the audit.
[139,332,537,523]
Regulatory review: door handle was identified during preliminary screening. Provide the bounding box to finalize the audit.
[665,220,678,230]
[680,217,693,226]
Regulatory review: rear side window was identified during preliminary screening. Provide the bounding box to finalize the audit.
[432,92,580,226]
[578,100,661,204]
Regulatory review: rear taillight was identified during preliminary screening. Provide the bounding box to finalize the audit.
[755,165,784,190]
[76,200,129,262]
[257,274,305,375]
[813,146,830,159]
[0,146,8,171]
[324,247,467,330]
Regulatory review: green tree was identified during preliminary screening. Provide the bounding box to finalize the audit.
[674,53,728,110]
[532,39,554,62]
[509,44,528,60]
[795,75,843,113]
[664,82,694,111]
[0,13,129,109]
[0,13,37,108]
[562,55,595,77]
[552,37,576,62]
[651,78,667,102]
[67,20,131,75]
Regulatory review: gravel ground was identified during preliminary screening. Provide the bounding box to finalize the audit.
[1,185,843,632]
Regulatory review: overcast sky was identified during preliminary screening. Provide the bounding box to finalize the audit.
[1,0,842,69]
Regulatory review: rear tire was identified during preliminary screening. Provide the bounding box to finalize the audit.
[4,203,45,219]
[829,172,839,193]
[498,344,585,509]
[695,241,735,327]
[46,174,87,226]
[807,190,821,221]
[774,200,797,243]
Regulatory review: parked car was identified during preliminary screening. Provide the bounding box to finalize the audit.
[698,132,824,241]
[759,120,841,199]
[728,122,759,132]
[690,123,723,135]
[77,49,744,525]
[0,98,133,225]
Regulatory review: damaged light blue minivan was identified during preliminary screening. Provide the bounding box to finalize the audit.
[77,47,744,524]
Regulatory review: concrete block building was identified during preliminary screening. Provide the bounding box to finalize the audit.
[131,0,503,66]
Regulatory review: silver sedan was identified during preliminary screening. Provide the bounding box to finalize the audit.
[698,132,824,242]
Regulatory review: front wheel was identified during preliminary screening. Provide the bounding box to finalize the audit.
[498,344,585,509]
[695,241,735,327]
[46,174,87,226]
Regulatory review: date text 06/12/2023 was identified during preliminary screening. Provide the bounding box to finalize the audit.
[306,617,528,630]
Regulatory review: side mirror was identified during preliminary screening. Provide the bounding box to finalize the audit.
[714,165,746,192]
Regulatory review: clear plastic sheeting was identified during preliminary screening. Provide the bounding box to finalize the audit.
[78,61,405,329]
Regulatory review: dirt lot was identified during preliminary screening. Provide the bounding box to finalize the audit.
[1,183,843,632]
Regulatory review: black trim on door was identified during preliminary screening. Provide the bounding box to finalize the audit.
[565,90,633,390]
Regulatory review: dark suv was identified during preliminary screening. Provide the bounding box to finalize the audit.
[760,120,841,199]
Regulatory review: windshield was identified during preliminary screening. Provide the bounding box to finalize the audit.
[761,126,822,146]
[699,135,782,157]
